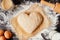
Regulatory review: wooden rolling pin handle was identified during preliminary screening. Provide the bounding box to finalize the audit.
[40,0,55,9]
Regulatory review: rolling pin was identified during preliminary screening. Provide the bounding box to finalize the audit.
[40,0,60,14]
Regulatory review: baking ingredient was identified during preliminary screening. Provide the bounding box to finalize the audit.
[0,36,6,40]
[0,30,4,36]
[4,31,12,39]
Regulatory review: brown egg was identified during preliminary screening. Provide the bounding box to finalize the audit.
[0,36,6,40]
[4,31,12,39]
[0,29,4,36]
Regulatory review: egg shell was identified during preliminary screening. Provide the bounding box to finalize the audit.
[0,36,6,40]
[4,31,12,39]
[0,29,4,36]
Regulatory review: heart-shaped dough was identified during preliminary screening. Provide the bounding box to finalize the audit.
[1,0,14,10]
[10,3,51,40]
[17,12,43,33]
